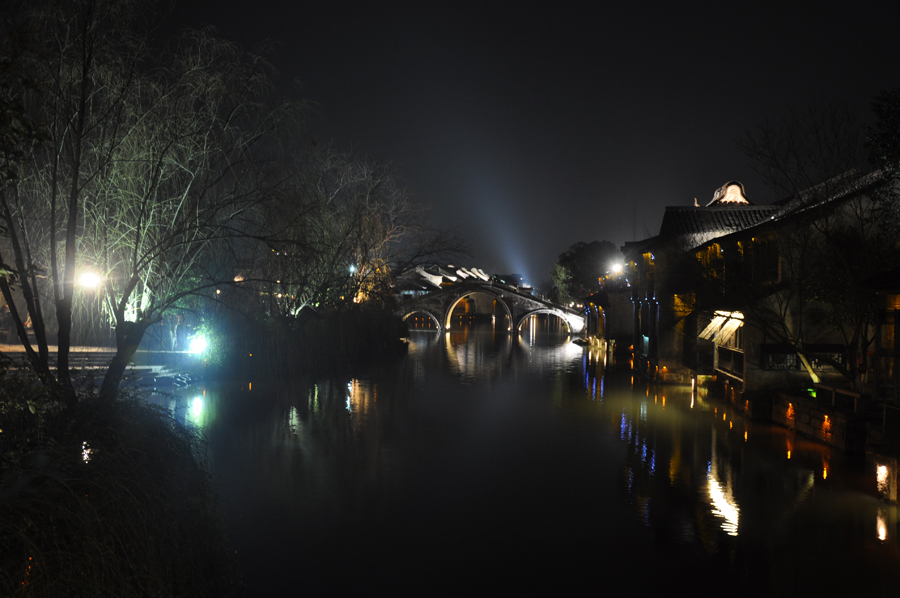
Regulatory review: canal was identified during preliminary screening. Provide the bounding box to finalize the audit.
[168,322,900,596]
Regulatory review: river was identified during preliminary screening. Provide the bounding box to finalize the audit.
[164,322,900,596]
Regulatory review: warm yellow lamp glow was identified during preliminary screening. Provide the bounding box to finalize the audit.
[78,271,102,288]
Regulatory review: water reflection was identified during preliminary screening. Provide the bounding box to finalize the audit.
[708,431,740,536]
[442,325,513,382]
[182,326,900,596]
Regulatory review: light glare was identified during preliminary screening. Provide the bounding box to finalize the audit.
[189,336,208,354]
[78,271,102,288]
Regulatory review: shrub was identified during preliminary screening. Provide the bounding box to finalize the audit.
[0,365,239,597]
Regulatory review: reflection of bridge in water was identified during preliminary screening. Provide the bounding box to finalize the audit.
[405,324,590,385]
[399,281,585,334]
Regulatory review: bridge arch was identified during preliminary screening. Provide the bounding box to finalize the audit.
[515,309,576,335]
[398,280,584,336]
[402,310,442,330]
[444,290,513,331]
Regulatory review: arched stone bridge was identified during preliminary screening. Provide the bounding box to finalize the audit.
[399,281,585,334]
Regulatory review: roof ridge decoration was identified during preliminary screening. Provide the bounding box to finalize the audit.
[707,181,751,206]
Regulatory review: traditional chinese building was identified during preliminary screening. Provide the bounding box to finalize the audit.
[619,182,776,382]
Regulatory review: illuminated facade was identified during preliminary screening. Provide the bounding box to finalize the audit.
[620,182,776,383]
[619,174,899,412]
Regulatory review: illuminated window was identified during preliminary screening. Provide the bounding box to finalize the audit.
[698,243,724,278]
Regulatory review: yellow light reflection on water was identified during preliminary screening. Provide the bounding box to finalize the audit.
[708,476,739,536]
[347,379,377,426]
[877,509,888,541]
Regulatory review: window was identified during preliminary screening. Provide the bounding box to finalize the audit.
[700,311,743,347]
[698,243,724,279]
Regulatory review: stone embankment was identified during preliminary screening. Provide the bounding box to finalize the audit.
[771,392,869,453]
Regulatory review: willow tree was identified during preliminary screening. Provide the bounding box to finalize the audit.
[1,0,299,403]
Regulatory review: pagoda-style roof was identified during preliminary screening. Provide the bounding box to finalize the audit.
[657,181,777,250]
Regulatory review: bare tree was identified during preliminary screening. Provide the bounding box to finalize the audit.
[738,101,897,388]
[255,148,465,318]
[1,0,300,402]
[739,101,868,205]
[867,88,900,237]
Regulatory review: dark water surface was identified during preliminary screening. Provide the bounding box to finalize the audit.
[166,325,900,596]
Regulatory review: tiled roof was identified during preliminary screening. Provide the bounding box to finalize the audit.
[659,205,777,244]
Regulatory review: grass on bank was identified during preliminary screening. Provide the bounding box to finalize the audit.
[0,360,240,597]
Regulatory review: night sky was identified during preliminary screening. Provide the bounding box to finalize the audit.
[170,0,898,285]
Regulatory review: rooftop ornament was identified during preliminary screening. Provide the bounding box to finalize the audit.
[708,181,750,206]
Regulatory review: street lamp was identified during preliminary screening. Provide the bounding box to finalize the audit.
[78,271,103,289]
[189,335,208,354]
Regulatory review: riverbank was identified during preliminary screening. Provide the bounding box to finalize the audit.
[0,307,411,596]
[693,374,900,502]
[0,366,240,597]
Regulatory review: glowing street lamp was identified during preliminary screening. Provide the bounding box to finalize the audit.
[78,271,103,289]
[611,263,624,275]
[189,335,208,354]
